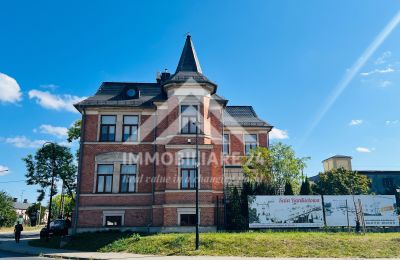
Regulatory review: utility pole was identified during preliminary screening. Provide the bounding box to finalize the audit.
[60,181,65,219]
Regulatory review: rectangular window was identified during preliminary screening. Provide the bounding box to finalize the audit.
[181,105,198,134]
[97,164,113,193]
[180,214,196,226]
[120,164,137,193]
[105,216,122,227]
[223,134,230,155]
[244,134,257,155]
[100,115,116,142]
[180,158,196,190]
[122,115,138,142]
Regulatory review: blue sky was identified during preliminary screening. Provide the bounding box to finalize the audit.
[1,1,400,203]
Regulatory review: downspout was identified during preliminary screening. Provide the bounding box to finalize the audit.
[221,106,227,229]
[72,107,86,235]
[149,108,158,233]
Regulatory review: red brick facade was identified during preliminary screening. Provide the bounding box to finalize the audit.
[74,36,271,232]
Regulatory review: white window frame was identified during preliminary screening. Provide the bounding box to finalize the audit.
[102,210,125,227]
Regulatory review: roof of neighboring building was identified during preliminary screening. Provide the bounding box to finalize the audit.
[357,170,400,175]
[322,155,352,162]
[224,106,272,128]
[13,202,32,210]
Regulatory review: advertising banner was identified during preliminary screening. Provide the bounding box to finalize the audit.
[324,195,399,227]
[248,196,324,228]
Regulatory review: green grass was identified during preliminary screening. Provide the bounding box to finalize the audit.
[29,231,400,258]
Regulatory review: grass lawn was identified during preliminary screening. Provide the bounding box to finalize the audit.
[29,231,400,258]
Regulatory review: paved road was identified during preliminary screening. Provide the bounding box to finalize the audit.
[0,250,50,259]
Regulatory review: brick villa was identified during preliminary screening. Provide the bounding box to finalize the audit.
[73,36,272,232]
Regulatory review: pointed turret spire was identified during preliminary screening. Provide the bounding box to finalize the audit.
[176,35,202,73]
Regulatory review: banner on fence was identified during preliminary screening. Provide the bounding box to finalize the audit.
[324,195,399,227]
[248,196,324,228]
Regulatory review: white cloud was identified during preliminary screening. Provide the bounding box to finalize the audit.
[36,124,68,139]
[356,147,372,153]
[0,72,22,103]
[386,120,399,125]
[28,89,85,113]
[375,51,392,65]
[360,66,395,76]
[0,165,10,176]
[269,128,289,140]
[5,136,47,148]
[380,80,392,88]
[349,119,363,126]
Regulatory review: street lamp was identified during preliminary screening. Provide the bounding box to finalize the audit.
[192,118,200,250]
[42,141,56,241]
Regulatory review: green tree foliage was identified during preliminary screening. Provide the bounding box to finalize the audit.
[50,194,75,219]
[68,119,81,158]
[241,146,273,183]
[0,191,17,227]
[315,168,371,195]
[23,143,77,202]
[26,203,46,225]
[269,142,309,189]
[67,120,81,143]
[300,177,312,195]
[242,143,309,192]
[284,181,294,195]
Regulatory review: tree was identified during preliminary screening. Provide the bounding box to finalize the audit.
[23,143,77,202]
[315,168,371,195]
[284,181,294,195]
[300,177,312,195]
[242,143,310,194]
[269,142,310,190]
[227,187,246,230]
[26,203,46,226]
[0,191,17,227]
[242,146,273,183]
[68,119,81,158]
[67,119,81,143]
[50,194,75,219]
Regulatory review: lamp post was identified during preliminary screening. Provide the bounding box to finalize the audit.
[43,142,56,241]
[195,117,200,250]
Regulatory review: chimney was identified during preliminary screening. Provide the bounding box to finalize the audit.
[160,69,171,83]
[13,198,17,202]
[23,199,28,203]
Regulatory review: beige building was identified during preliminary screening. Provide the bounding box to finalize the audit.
[322,155,352,172]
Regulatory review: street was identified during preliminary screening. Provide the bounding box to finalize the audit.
[0,250,50,260]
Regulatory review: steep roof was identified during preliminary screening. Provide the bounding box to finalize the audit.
[176,35,202,73]
[13,202,32,210]
[224,106,272,128]
[164,35,217,90]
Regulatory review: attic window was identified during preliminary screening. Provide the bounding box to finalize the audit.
[125,87,139,99]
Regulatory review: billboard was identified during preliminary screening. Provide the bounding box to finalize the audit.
[248,196,324,228]
[324,195,399,227]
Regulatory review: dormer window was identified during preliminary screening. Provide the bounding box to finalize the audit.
[125,87,139,99]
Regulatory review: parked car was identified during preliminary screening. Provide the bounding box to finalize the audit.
[40,219,68,239]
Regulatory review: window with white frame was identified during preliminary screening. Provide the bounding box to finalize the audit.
[100,115,116,142]
[97,164,113,193]
[122,115,138,142]
[244,134,257,155]
[180,158,196,190]
[120,164,137,193]
[181,105,198,134]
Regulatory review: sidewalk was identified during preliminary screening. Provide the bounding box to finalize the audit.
[0,231,398,260]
